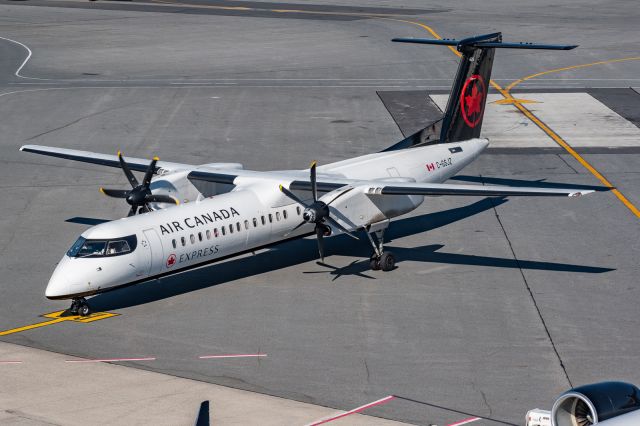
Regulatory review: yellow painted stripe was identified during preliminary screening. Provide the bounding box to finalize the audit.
[506,56,640,92]
[0,318,67,336]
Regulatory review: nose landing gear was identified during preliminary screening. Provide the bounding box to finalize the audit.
[69,297,92,317]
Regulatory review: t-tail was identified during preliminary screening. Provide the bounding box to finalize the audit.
[385,32,577,149]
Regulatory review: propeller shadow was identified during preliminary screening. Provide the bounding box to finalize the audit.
[88,196,612,312]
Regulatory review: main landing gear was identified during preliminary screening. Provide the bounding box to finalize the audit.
[365,227,395,272]
[69,297,91,317]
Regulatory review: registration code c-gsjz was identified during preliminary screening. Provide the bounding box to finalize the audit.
[426,157,452,172]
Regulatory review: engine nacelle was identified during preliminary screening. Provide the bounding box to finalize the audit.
[551,382,640,426]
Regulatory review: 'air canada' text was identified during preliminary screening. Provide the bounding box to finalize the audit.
[159,207,240,235]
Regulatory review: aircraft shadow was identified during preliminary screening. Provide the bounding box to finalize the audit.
[89,196,612,311]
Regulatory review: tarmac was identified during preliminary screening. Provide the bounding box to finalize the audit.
[0,1,639,425]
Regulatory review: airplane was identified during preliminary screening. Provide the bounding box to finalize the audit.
[21,32,592,316]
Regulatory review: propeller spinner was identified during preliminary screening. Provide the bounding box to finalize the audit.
[100,151,178,217]
[279,161,358,262]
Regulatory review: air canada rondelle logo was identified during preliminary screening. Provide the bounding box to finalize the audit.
[459,74,486,128]
[166,254,177,268]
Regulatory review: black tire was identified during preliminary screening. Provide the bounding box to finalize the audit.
[369,255,381,271]
[380,252,396,271]
[78,303,91,317]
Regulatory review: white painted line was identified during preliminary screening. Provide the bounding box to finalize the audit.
[198,353,267,359]
[446,417,481,426]
[65,357,156,363]
[0,360,23,364]
[0,36,47,80]
[305,395,395,426]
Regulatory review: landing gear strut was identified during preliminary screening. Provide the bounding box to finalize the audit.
[365,227,395,272]
[69,297,91,317]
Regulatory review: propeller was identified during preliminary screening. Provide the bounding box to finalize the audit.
[100,151,178,217]
[279,161,358,262]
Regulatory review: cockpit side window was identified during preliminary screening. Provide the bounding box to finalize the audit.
[106,240,131,255]
[68,234,137,258]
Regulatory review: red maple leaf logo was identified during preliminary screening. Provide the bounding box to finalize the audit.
[465,83,483,116]
[459,75,486,128]
[166,254,176,268]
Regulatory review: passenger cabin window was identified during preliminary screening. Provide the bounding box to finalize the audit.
[214,228,219,237]
[198,232,203,242]
[67,235,137,258]
[206,230,211,240]
[190,234,195,244]
[229,224,234,234]
[261,216,266,225]
[181,236,186,246]
[276,212,281,221]
[244,220,249,230]
[222,226,226,235]
[253,218,258,227]
[283,210,288,219]
[236,222,241,232]
[268,214,273,223]
[296,206,301,215]
[172,239,177,249]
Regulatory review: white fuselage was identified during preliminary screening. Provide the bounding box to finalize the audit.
[46,138,488,299]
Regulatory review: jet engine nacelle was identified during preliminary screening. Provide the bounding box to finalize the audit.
[551,382,640,426]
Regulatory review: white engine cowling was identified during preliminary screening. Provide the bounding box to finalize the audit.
[551,382,640,426]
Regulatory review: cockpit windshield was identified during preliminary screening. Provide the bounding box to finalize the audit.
[67,235,137,258]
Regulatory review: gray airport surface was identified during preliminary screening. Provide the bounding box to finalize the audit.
[1,1,639,425]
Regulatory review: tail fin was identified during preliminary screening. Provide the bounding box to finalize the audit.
[392,33,577,143]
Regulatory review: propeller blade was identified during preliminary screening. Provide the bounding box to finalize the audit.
[118,151,139,188]
[326,187,354,206]
[310,161,317,202]
[315,225,325,262]
[127,206,138,217]
[279,184,309,207]
[145,194,179,205]
[99,187,129,198]
[324,216,359,240]
[142,156,159,188]
[284,220,308,237]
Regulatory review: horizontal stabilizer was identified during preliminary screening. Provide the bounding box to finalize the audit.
[392,36,578,51]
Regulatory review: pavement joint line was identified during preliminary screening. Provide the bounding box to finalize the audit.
[0,360,23,364]
[482,175,573,388]
[304,395,395,426]
[0,310,119,336]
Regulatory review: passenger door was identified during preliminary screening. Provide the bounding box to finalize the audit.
[142,228,164,276]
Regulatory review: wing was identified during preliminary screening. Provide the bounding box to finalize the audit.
[20,144,190,173]
[289,178,595,198]
[186,168,595,198]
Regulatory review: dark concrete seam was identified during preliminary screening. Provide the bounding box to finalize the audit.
[482,174,573,388]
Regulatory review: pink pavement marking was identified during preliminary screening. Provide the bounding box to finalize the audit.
[65,357,156,363]
[198,353,267,359]
[446,417,482,426]
[306,395,396,426]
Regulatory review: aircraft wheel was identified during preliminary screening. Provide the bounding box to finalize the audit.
[379,252,396,272]
[369,254,381,271]
[78,303,91,317]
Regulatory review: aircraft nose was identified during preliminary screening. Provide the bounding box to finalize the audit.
[45,257,74,299]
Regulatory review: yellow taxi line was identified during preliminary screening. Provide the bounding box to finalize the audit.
[0,311,119,336]
[0,317,68,336]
